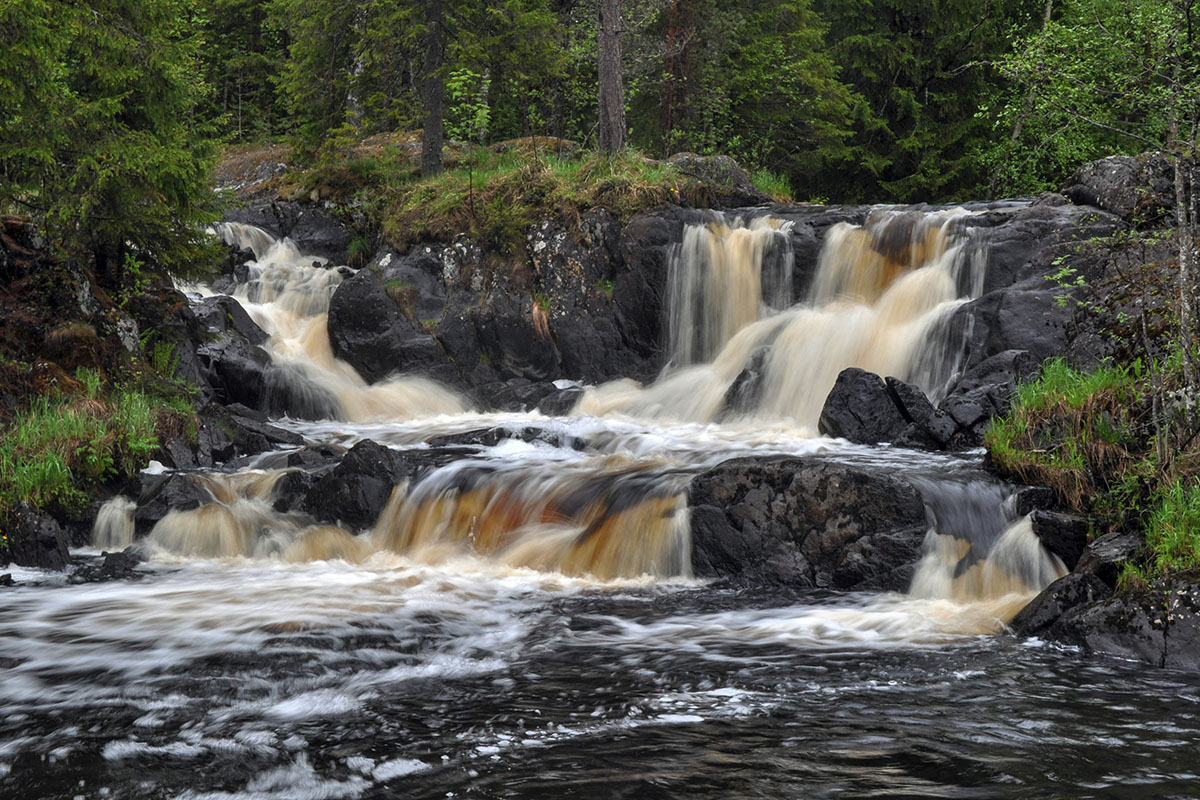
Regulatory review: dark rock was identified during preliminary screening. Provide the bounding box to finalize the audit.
[303,440,423,531]
[425,425,582,451]
[688,456,927,591]
[667,153,770,207]
[1010,486,1057,518]
[0,574,12,587]
[538,386,583,416]
[288,206,353,264]
[134,472,208,536]
[1030,510,1090,570]
[1076,530,1142,587]
[272,471,319,513]
[375,246,447,323]
[483,379,561,413]
[885,377,936,426]
[1010,572,1113,636]
[79,551,147,582]
[4,503,70,570]
[471,291,561,380]
[818,368,908,444]
[1050,589,1167,666]
[193,294,268,346]
[262,364,340,420]
[195,327,271,410]
[1163,583,1200,670]
[192,403,305,468]
[328,268,440,383]
[1061,153,1175,223]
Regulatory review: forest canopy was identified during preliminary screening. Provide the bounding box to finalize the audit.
[2,0,1198,258]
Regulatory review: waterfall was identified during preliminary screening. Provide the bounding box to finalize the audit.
[577,207,984,430]
[666,215,794,365]
[123,462,691,580]
[208,223,467,423]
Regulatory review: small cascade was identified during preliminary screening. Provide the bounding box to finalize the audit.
[667,216,793,365]
[208,223,466,423]
[92,496,136,551]
[115,460,690,581]
[578,207,984,430]
[908,477,1067,621]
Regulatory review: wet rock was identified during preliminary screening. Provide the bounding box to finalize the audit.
[689,456,927,591]
[425,425,582,451]
[134,472,208,536]
[374,246,447,323]
[1075,530,1143,588]
[470,291,561,381]
[193,295,272,410]
[1011,486,1057,518]
[289,206,353,264]
[69,548,146,583]
[3,503,70,570]
[192,403,305,468]
[1030,510,1090,570]
[538,386,583,416]
[477,378,559,413]
[818,368,908,444]
[1050,589,1168,666]
[303,440,423,531]
[193,294,268,346]
[272,471,319,513]
[1010,572,1113,636]
[327,268,440,383]
[262,364,341,420]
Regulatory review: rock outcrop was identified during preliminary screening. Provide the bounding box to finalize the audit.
[688,456,928,591]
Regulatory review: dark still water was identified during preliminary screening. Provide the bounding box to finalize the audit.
[2,561,1198,800]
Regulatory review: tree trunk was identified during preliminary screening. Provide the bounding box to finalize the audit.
[597,0,625,155]
[421,0,445,177]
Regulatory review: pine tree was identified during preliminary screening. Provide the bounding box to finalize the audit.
[0,0,220,280]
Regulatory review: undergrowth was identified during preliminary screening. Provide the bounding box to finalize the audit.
[0,369,177,527]
[988,355,1200,584]
[284,142,711,259]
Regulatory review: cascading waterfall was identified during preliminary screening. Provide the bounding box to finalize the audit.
[107,210,1057,607]
[667,216,794,365]
[208,222,467,422]
[577,207,984,430]
[117,459,691,581]
[2,204,1119,798]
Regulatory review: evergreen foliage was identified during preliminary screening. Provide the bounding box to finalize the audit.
[0,0,221,278]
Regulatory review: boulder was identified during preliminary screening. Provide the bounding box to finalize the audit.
[1075,529,1143,587]
[667,153,771,207]
[1029,509,1090,570]
[134,472,208,537]
[1009,572,1113,636]
[327,268,440,383]
[818,368,908,444]
[688,456,928,591]
[1061,153,1175,223]
[193,295,272,409]
[303,440,424,531]
[3,503,70,570]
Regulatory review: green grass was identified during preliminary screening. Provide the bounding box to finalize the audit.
[986,358,1139,507]
[0,370,161,522]
[751,168,793,202]
[1145,478,1200,574]
[297,145,707,258]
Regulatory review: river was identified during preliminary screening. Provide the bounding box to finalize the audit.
[3,209,1197,798]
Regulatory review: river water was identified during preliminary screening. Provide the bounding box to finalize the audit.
[4,210,1200,798]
